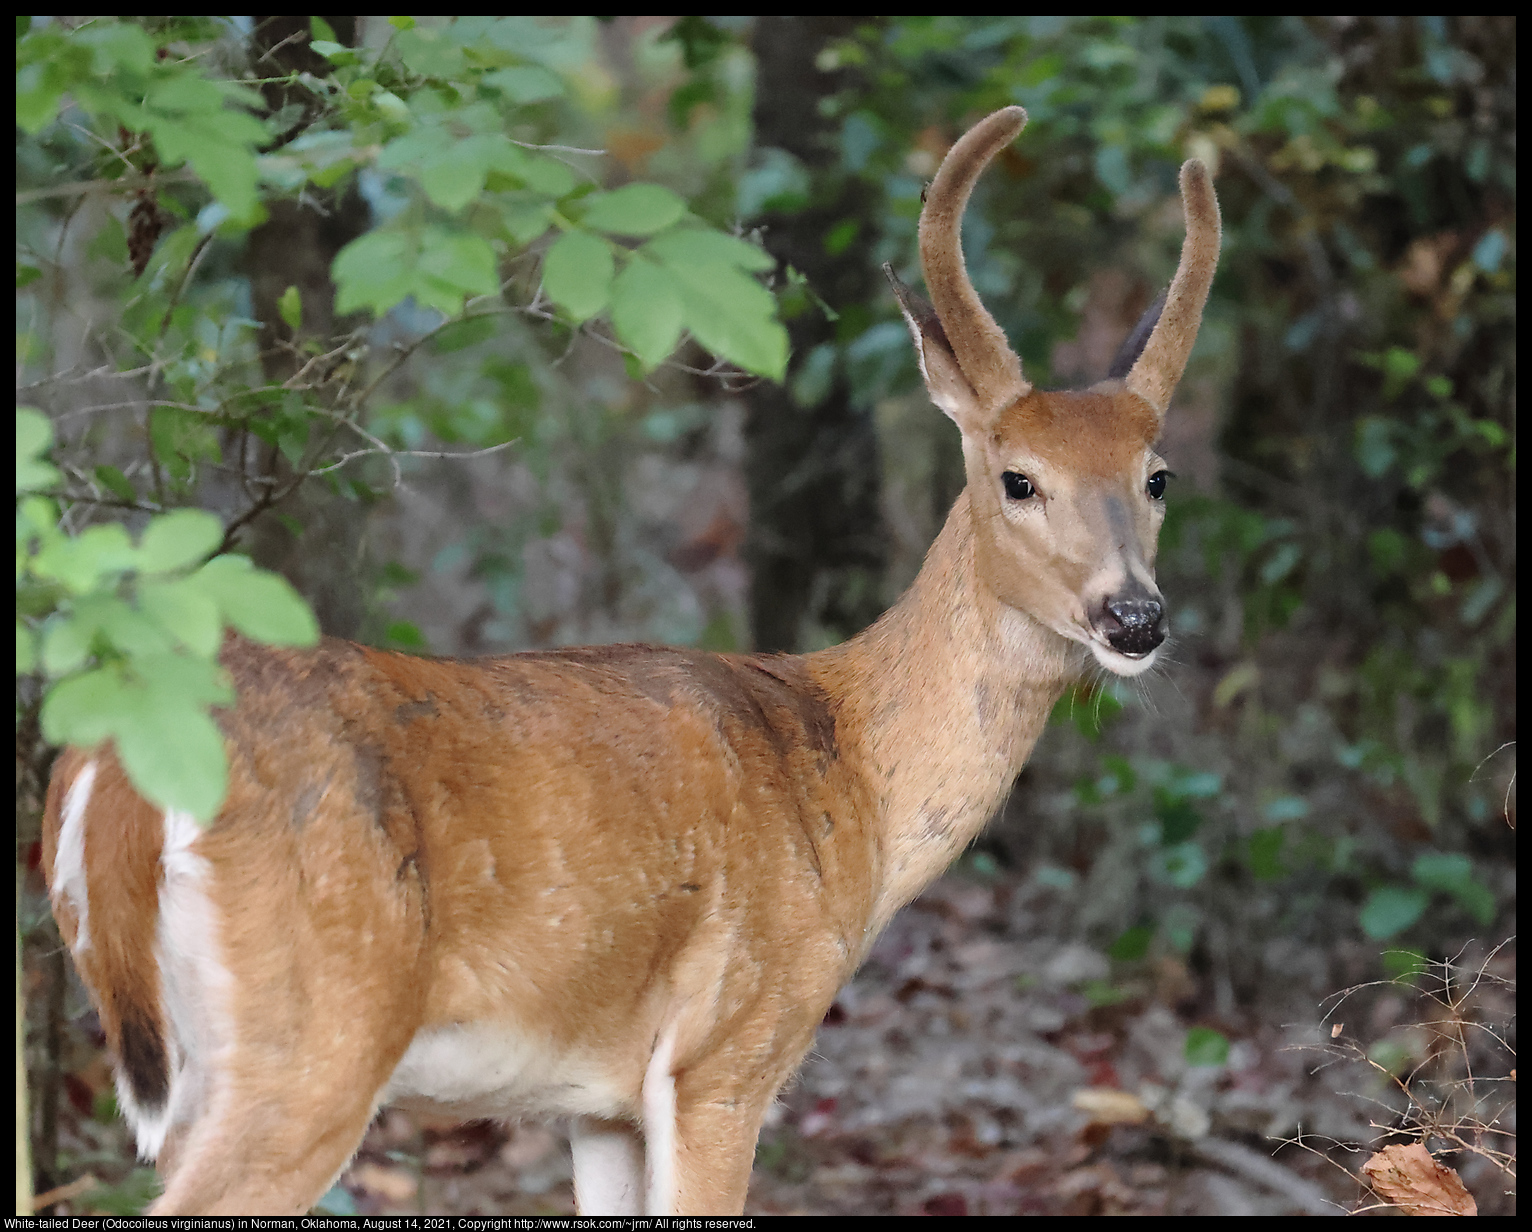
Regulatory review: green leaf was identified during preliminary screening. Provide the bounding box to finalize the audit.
[1108,925,1153,961]
[385,620,427,650]
[1168,769,1224,798]
[277,285,302,332]
[138,577,223,657]
[737,146,812,216]
[1366,528,1407,576]
[1382,949,1429,981]
[15,54,68,135]
[610,258,684,370]
[93,465,137,503]
[501,200,553,246]
[45,654,234,822]
[542,230,614,322]
[382,129,499,213]
[1250,833,1286,882]
[41,664,137,748]
[482,65,565,104]
[17,495,60,544]
[308,40,356,65]
[1409,851,1472,892]
[431,315,499,354]
[17,406,52,459]
[116,698,228,821]
[1412,852,1495,925]
[190,555,320,647]
[1069,685,1123,741]
[645,227,775,273]
[41,609,104,677]
[31,523,137,594]
[1354,417,1396,478]
[77,1167,162,1218]
[1151,840,1207,888]
[1246,827,1286,880]
[1153,787,1204,843]
[17,620,38,674]
[149,407,221,482]
[415,228,500,314]
[1259,540,1302,585]
[660,260,788,380]
[1184,1027,1230,1067]
[334,227,499,318]
[582,184,687,237]
[394,25,468,79]
[1360,885,1428,939]
[17,407,61,493]
[75,593,177,661]
[136,509,224,574]
[138,649,234,708]
[144,110,264,225]
[493,144,576,197]
[333,231,416,316]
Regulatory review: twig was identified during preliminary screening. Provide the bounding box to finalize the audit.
[307,437,521,479]
[31,1172,100,1212]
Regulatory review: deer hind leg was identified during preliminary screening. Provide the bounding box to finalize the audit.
[149,1024,413,1215]
[146,814,425,1214]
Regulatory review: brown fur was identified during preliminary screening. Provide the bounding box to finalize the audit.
[1123,159,1222,417]
[39,108,1218,1216]
[918,106,1029,408]
[43,747,169,1110]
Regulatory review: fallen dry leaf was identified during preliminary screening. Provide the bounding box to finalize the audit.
[1070,1087,1151,1126]
[347,1161,420,1206]
[1361,1142,1477,1216]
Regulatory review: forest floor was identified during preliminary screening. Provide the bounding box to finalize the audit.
[31,868,1514,1217]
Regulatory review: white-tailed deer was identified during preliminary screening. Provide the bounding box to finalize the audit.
[41,107,1219,1215]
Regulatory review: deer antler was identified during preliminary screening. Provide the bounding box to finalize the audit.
[1122,158,1221,419]
[917,106,1030,409]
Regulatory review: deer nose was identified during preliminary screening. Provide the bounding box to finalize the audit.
[1101,595,1166,657]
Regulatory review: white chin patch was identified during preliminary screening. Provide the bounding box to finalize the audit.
[1089,640,1159,677]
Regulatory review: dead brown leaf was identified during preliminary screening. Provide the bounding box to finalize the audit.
[1361,1142,1477,1216]
[347,1161,419,1207]
[1071,1087,1151,1127]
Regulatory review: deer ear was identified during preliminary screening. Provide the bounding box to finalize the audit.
[1106,290,1165,381]
[1121,159,1221,422]
[885,265,991,435]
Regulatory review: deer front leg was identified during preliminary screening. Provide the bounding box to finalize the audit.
[641,1022,775,1216]
[664,1077,770,1216]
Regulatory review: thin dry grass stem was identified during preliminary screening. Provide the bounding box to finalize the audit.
[1279,942,1516,1213]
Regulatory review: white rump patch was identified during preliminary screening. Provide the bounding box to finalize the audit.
[52,760,97,954]
[123,808,233,1163]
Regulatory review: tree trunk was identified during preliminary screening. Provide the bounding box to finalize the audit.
[745,17,887,652]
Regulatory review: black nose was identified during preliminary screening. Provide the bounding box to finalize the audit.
[1102,595,1166,656]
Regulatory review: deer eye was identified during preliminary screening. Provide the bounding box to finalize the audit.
[1146,470,1172,500]
[1002,471,1035,501]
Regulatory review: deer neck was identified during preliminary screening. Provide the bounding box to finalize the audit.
[809,489,1082,938]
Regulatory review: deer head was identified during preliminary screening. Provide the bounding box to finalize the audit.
[889,106,1221,676]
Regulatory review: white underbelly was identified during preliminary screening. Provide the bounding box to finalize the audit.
[381,1022,629,1121]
